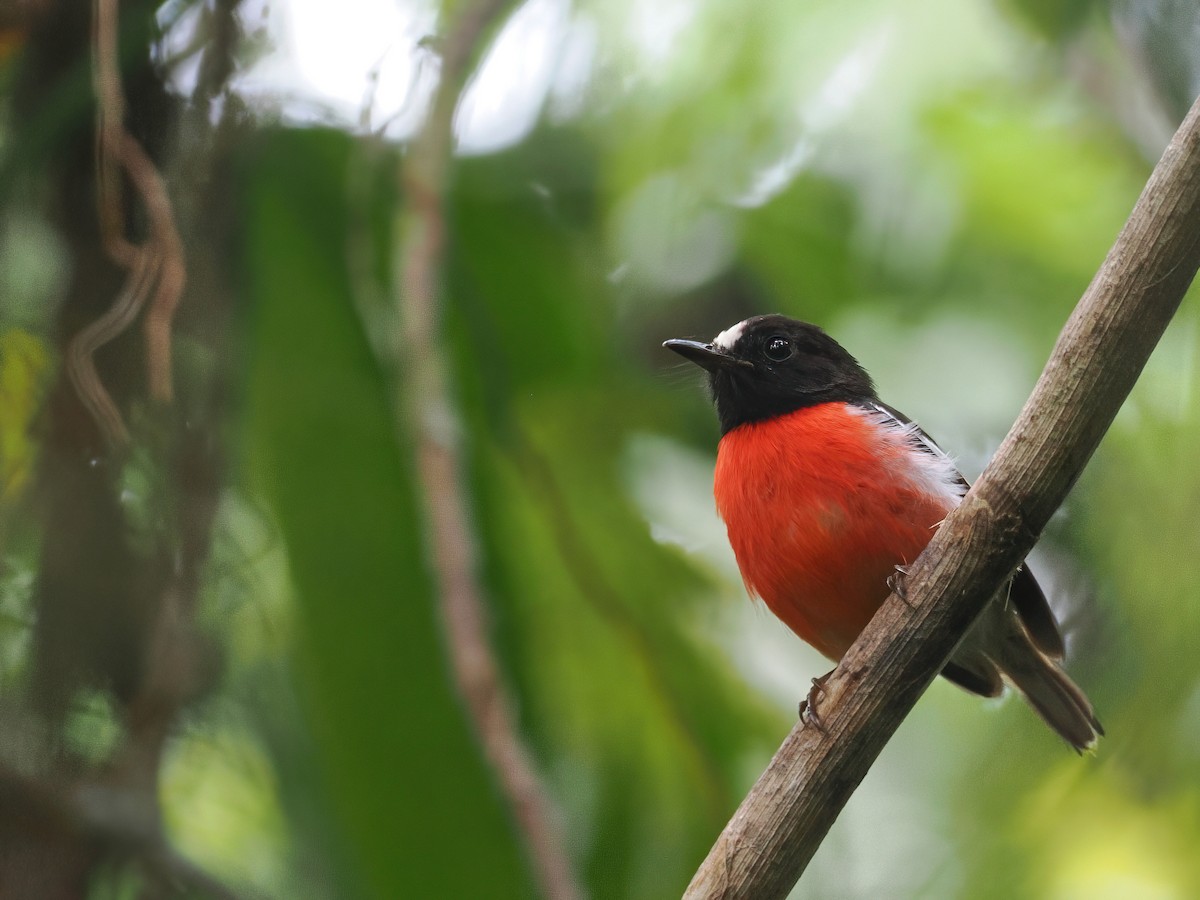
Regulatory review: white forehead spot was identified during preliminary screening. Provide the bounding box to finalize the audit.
[713,320,748,351]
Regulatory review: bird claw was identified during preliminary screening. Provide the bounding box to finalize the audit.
[800,670,834,732]
[887,564,912,607]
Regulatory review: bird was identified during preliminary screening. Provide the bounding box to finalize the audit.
[664,314,1102,751]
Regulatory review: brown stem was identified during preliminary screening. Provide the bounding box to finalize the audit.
[684,92,1200,899]
[395,3,583,899]
[78,0,187,448]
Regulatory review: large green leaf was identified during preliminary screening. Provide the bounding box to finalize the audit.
[446,136,785,898]
[240,127,534,899]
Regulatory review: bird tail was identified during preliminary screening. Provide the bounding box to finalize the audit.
[998,639,1103,753]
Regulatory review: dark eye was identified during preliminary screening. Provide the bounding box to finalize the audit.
[764,335,791,361]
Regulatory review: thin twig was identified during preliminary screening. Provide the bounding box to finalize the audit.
[684,92,1200,899]
[67,235,157,446]
[92,0,131,264]
[396,3,584,899]
[75,0,186,447]
[131,131,187,404]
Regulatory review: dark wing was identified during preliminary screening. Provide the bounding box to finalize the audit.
[941,657,1003,697]
[1006,562,1065,658]
[867,401,1066,660]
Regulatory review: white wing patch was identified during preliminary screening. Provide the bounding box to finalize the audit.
[856,402,966,510]
[713,319,748,351]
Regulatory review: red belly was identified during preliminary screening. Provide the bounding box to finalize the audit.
[714,404,956,660]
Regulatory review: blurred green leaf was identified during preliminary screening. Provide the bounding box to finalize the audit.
[926,89,1145,290]
[240,127,534,900]
[1002,0,1101,40]
[447,142,784,898]
[0,327,50,505]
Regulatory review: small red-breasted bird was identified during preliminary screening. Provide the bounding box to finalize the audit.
[665,314,1102,751]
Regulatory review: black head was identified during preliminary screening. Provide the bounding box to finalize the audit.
[663,314,876,434]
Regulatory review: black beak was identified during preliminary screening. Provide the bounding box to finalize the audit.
[662,339,752,373]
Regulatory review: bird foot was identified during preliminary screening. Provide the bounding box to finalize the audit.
[887,564,912,607]
[799,669,835,733]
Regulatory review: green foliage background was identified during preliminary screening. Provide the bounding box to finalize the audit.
[3,0,1200,897]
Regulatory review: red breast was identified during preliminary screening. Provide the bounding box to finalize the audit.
[714,402,961,660]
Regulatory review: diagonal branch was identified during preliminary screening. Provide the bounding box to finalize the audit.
[395,3,583,899]
[684,92,1200,900]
